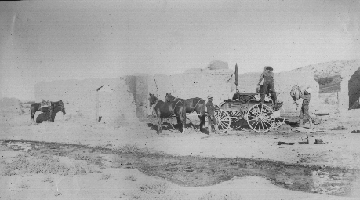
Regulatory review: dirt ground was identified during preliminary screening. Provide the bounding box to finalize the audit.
[1,109,360,199]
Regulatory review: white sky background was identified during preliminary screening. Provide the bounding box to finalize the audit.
[0,0,359,100]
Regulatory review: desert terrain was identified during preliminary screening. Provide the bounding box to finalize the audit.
[1,94,360,200]
[2,0,360,199]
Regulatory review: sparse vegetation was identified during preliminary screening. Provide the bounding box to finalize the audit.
[100,173,111,180]
[2,153,98,176]
[54,191,62,196]
[19,183,30,189]
[72,153,101,165]
[43,176,54,183]
[115,144,141,154]
[139,182,169,195]
[198,191,242,200]
[125,175,137,181]
[331,125,346,130]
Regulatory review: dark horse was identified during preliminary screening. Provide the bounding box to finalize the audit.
[165,93,206,132]
[50,100,66,121]
[31,100,66,122]
[148,93,186,134]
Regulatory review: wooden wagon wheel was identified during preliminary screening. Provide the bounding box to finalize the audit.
[214,109,231,130]
[245,104,275,133]
[229,111,243,130]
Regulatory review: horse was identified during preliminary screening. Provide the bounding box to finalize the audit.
[30,100,66,122]
[165,93,206,132]
[30,103,42,121]
[148,93,186,134]
[50,100,66,121]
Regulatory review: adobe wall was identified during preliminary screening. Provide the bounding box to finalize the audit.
[275,70,320,114]
[144,69,319,115]
[34,77,137,125]
[135,74,150,118]
[295,60,360,113]
[34,68,320,125]
[147,69,235,104]
[236,70,320,114]
[0,97,22,115]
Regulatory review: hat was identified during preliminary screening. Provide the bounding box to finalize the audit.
[265,66,273,71]
[305,87,313,93]
[207,95,213,99]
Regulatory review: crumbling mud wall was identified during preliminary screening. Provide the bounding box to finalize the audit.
[135,74,150,118]
[339,65,360,111]
[34,78,137,125]
[348,69,360,109]
[293,60,360,112]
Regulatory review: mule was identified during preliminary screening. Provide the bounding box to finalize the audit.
[148,93,186,134]
[30,103,42,121]
[165,93,206,132]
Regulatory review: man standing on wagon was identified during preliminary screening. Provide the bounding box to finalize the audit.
[257,66,277,105]
[206,95,219,135]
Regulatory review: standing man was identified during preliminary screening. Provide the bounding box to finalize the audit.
[206,95,219,134]
[299,87,313,128]
[257,66,277,104]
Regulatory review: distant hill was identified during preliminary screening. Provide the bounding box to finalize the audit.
[292,60,360,93]
[206,60,229,70]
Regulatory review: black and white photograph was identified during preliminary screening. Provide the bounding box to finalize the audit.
[1,0,360,199]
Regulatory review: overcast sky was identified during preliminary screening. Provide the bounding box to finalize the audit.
[0,0,359,100]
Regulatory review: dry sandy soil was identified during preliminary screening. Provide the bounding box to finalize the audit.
[1,108,360,200]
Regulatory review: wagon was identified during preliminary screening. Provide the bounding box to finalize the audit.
[213,92,286,132]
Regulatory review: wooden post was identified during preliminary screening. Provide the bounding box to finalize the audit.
[96,91,99,122]
[95,85,103,122]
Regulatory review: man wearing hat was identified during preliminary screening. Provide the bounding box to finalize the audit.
[257,66,277,104]
[206,95,219,134]
[299,87,313,128]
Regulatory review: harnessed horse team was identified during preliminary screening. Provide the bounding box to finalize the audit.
[149,84,312,134]
[148,93,206,134]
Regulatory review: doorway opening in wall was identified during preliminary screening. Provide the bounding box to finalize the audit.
[316,74,341,108]
[348,69,360,110]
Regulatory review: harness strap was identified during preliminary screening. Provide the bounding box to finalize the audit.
[174,100,180,107]
[171,100,184,116]
[190,99,201,112]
